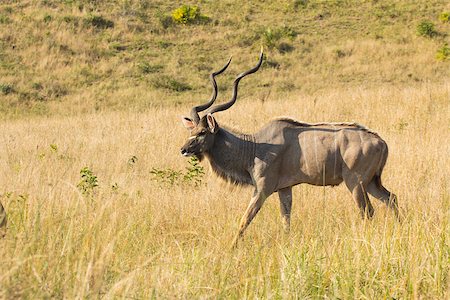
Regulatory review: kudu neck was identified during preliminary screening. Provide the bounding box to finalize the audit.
[205,127,255,186]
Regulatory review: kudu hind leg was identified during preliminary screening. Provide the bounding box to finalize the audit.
[232,191,267,247]
[278,187,292,233]
[344,178,374,219]
[367,178,399,220]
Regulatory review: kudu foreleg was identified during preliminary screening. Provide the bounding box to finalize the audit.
[232,191,267,248]
[278,187,292,233]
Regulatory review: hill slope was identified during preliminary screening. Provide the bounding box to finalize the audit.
[0,0,449,117]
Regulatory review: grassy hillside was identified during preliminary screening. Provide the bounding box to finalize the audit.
[0,0,449,117]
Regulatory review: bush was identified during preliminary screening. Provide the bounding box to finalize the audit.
[137,62,163,74]
[0,83,14,95]
[83,14,114,29]
[261,26,297,51]
[77,167,98,197]
[0,14,11,24]
[43,14,52,23]
[152,75,192,92]
[438,12,449,23]
[436,44,450,61]
[417,20,437,38]
[171,5,209,25]
[151,157,204,186]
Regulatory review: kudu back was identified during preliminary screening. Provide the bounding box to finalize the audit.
[180,51,398,247]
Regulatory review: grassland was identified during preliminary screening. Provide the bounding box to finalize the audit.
[0,0,449,299]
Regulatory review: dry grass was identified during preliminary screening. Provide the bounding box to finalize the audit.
[0,82,448,298]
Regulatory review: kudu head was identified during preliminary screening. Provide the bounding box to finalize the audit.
[180,51,263,159]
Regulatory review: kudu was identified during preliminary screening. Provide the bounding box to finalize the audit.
[181,51,398,247]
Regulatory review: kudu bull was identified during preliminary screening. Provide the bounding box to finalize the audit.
[181,51,398,247]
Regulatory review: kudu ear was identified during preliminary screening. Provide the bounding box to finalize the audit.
[181,117,195,130]
[206,113,218,133]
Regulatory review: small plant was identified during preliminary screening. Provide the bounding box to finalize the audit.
[262,28,281,49]
[137,62,163,74]
[184,157,205,186]
[50,143,58,153]
[261,26,297,50]
[128,155,138,166]
[417,20,437,38]
[436,43,450,61]
[77,167,99,197]
[150,168,182,185]
[158,40,173,49]
[62,15,79,26]
[396,120,409,131]
[83,14,114,29]
[152,75,192,92]
[151,157,204,186]
[43,14,52,23]
[171,5,209,25]
[438,12,449,23]
[293,0,308,10]
[0,14,11,24]
[111,182,119,192]
[32,82,43,90]
[0,83,14,95]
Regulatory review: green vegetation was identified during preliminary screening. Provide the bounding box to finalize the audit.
[436,43,450,61]
[77,167,99,197]
[151,157,204,186]
[171,5,209,25]
[417,20,438,37]
[83,14,114,29]
[0,83,13,95]
[152,75,192,92]
[439,11,449,23]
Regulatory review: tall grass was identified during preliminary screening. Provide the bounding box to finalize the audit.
[0,82,448,298]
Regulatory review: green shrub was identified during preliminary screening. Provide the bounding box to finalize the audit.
[261,26,297,50]
[0,14,11,24]
[0,83,14,95]
[137,62,163,74]
[439,12,449,23]
[152,75,192,92]
[151,157,204,186]
[293,0,308,10]
[417,20,437,38]
[171,5,209,25]
[77,167,98,197]
[43,14,52,23]
[83,14,114,29]
[158,40,173,49]
[127,155,138,166]
[436,44,450,61]
[183,157,205,186]
[62,15,79,26]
